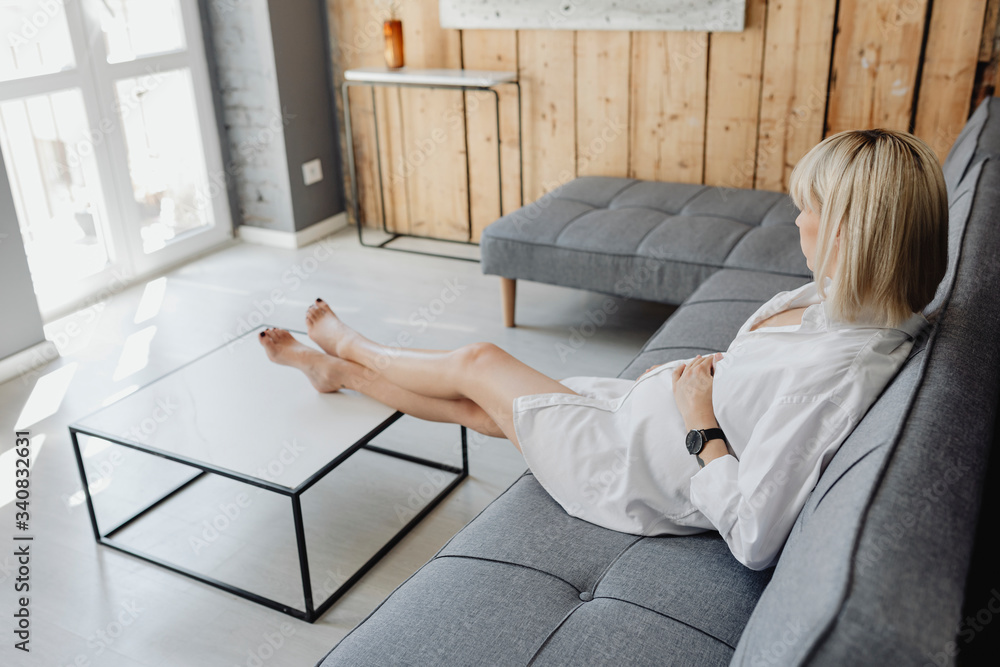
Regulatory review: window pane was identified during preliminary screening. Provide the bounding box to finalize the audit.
[116,68,215,254]
[100,0,186,64]
[0,89,113,295]
[0,1,76,82]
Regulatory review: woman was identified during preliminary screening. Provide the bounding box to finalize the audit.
[259,128,948,570]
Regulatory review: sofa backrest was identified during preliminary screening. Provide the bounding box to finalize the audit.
[732,97,1000,666]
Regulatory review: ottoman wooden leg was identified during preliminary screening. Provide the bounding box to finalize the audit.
[500,277,516,328]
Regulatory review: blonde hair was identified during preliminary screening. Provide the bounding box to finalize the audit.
[788,128,949,328]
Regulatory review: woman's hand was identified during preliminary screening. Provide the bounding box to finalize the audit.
[672,353,724,430]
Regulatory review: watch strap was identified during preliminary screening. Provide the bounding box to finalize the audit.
[701,428,727,444]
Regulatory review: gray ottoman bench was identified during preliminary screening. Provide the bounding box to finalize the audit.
[479,177,812,327]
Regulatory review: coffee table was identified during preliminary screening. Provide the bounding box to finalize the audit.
[69,325,468,622]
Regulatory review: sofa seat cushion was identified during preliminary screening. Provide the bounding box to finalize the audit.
[319,472,772,667]
[480,177,810,306]
[616,269,812,380]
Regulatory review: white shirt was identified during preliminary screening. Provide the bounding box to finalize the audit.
[512,279,927,570]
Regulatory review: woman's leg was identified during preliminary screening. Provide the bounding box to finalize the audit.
[258,329,508,441]
[304,300,579,449]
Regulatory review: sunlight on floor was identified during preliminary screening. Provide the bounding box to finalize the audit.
[14,363,78,430]
[112,325,157,381]
[134,276,168,324]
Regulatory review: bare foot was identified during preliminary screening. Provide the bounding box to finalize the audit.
[258,328,348,393]
[306,298,358,358]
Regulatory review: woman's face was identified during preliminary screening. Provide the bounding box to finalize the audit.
[795,206,836,275]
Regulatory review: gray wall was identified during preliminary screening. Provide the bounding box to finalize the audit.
[269,0,345,232]
[206,0,344,233]
[0,148,46,361]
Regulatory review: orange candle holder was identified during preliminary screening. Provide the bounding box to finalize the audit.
[384,19,404,69]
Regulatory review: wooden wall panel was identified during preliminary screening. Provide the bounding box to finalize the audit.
[575,31,631,177]
[704,0,767,189]
[914,0,989,162]
[518,31,577,202]
[826,0,929,134]
[327,0,999,236]
[462,30,520,242]
[373,87,408,233]
[629,31,708,183]
[755,0,836,192]
[396,2,468,240]
[326,0,386,228]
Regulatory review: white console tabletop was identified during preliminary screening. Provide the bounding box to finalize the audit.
[344,67,518,88]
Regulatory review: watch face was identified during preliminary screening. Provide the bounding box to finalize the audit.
[685,430,703,455]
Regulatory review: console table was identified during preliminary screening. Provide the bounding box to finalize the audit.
[342,67,523,262]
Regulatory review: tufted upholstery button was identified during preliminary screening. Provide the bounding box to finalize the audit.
[579,591,593,601]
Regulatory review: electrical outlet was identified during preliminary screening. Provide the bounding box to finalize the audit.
[302,159,323,186]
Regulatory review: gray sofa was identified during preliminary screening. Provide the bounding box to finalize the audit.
[318,97,1000,665]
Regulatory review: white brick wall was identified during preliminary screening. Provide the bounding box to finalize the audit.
[207,0,294,231]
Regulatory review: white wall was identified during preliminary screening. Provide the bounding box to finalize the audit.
[0,147,46,362]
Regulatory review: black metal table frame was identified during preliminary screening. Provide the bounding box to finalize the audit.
[342,76,523,263]
[68,328,469,623]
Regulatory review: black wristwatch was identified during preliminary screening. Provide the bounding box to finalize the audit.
[685,428,728,457]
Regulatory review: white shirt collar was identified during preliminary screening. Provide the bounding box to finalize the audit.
[767,279,929,339]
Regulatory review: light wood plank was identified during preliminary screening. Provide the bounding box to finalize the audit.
[629,31,708,184]
[575,31,631,177]
[704,0,767,189]
[327,0,388,228]
[396,0,469,240]
[375,86,410,233]
[755,0,837,193]
[462,29,521,242]
[826,0,929,135]
[979,0,1000,61]
[518,30,577,203]
[914,0,989,162]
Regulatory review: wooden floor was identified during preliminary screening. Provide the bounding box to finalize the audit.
[0,226,673,667]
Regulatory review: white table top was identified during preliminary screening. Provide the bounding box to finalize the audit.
[344,67,517,87]
[73,327,400,491]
